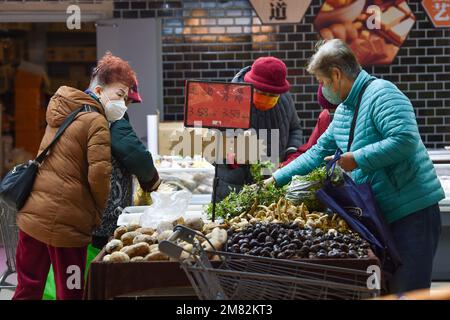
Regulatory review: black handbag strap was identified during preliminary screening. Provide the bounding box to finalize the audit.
[347,79,375,152]
[35,104,99,164]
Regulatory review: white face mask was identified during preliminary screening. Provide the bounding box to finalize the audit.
[101,92,128,122]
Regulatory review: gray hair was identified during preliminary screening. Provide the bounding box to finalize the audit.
[307,39,361,79]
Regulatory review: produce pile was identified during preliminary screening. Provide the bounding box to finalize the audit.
[225,200,350,233]
[105,163,373,263]
[222,198,372,260]
[206,162,287,219]
[207,165,343,220]
[202,163,372,261]
[102,218,227,263]
[227,223,370,259]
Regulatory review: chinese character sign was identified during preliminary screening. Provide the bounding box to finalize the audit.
[250,0,312,24]
[423,0,450,27]
[315,0,416,65]
[184,81,253,129]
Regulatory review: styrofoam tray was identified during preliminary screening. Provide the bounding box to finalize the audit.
[117,204,209,226]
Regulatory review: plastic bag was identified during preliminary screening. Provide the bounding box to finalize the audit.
[285,179,320,206]
[285,165,344,210]
[139,190,192,228]
[132,177,153,206]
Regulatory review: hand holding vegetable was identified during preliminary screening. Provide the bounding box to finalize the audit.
[249,176,274,190]
[263,176,275,187]
[324,152,357,172]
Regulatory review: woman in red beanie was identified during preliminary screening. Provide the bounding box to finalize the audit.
[215,56,303,200]
[280,84,338,167]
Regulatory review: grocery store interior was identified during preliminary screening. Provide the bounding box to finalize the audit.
[0,0,449,300]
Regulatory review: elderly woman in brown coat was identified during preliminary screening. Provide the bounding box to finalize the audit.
[13,53,136,300]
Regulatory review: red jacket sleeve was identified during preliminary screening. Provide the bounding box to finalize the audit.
[280,109,332,167]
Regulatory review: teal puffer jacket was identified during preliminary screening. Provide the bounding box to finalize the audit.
[273,70,445,223]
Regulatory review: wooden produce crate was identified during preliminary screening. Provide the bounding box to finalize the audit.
[85,249,198,300]
[85,248,380,300]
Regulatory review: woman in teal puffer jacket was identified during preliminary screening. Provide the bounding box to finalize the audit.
[266,39,444,294]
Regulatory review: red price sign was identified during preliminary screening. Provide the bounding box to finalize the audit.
[184,80,253,129]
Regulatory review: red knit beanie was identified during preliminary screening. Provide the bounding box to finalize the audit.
[244,57,290,94]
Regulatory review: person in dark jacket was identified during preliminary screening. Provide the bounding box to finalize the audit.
[280,84,338,167]
[87,79,161,249]
[215,56,302,200]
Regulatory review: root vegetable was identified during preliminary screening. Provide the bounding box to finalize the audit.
[180,243,193,260]
[108,251,130,263]
[126,224,141,232]
[144,251,169,261]
[133,234,156,245]
[157,230,174,242]
[130,256,145,262]
[121,231,141,246]
[120,242,151,258]
[185,217,204,231]
[172,217,185,227]
[202,227,227,251]
[105,239,123,254]
[135,227,155,236]
[114,226,128,240]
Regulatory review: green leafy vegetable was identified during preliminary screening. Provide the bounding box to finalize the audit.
[285,165,344,211]
[207,161,286,220]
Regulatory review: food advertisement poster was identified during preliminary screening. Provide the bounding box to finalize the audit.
[184,81,253,129]
[315,0,416,65]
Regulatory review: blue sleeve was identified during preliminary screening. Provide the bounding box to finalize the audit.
[273,121,338,186]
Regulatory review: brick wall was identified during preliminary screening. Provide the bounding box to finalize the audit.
[3,0,448,147]
[112,0,450,148]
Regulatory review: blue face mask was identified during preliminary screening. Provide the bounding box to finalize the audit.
[322,80,343,106]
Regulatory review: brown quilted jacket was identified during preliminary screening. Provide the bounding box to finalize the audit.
[17,86,112,247]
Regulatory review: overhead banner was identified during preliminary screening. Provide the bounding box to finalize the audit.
[250,0,312,24]
[184,81,253,129]
[422,0,450,28]
[315,0,416,65]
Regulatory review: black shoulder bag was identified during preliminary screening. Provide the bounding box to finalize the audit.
[0,104,99,210]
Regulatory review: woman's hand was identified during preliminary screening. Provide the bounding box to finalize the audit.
[250,176,275,190]
[324,152,358,172]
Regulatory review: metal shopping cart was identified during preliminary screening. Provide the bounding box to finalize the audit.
[159,225,380,300]
[0,202,18,292]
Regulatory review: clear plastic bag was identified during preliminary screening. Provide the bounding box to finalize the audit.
[139,190,192,228]
[285,165,344,210]
[285,179,321,207]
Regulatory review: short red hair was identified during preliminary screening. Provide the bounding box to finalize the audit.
[91,52,136,88]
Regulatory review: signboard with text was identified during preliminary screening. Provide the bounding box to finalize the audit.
[423,0,450,27]
[249,0,312,24]
[184,81,253,129]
